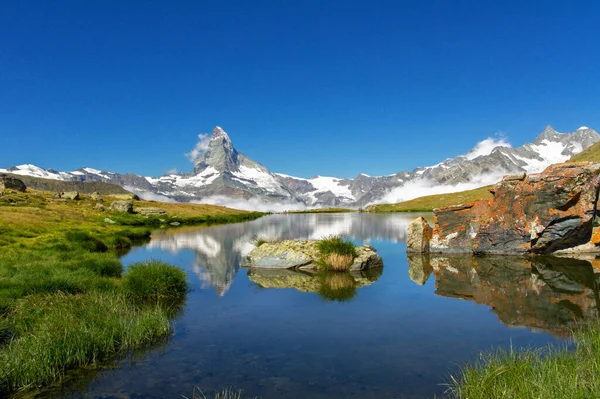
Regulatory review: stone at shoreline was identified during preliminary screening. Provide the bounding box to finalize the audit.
[110,200,133,213]
[406,216,433,253]
[416,162,600,255]
[245,240,383,271]
[0,176,26,192]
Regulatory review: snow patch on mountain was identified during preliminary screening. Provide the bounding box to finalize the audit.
[231,165,282,193]
[308,176,354,200]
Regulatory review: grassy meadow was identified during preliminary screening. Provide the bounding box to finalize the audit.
[365,185,493,213]
[0,188,264,395]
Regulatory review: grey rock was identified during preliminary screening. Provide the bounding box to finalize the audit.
[245,239,383,271]
[169,221,181,226]
[137,207,167,216]
[0,177,26,192]
[94,203,106,211]
[103,218,115,224]
[61,191,79,200]
[90,191,102,201]
[110,200,133,213]
[406,217,433,253]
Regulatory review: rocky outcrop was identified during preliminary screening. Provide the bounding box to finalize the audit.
[110,200,133,213]
[414,162,600,255]
[0,176,26,192]
[244,240,383,271]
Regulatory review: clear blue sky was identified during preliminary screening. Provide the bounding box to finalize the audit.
[1,1,599,178]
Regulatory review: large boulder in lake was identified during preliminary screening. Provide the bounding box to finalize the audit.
[406,216,432,253]
[245,240,383,271]
[417,162,600,255]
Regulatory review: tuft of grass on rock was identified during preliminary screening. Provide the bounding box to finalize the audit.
[123,261,189,300]
[317,236,357,271]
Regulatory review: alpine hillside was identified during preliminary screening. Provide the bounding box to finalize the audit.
[1,125,598,209]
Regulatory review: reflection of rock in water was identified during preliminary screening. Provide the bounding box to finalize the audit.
[247,268,383,302]
[422,255,600,336]
[145,213,419,296]
[407,254,433,285]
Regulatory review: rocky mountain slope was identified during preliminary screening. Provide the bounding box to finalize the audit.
[2,125,598,209]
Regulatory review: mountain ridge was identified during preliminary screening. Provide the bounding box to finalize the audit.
[2,125,599,209]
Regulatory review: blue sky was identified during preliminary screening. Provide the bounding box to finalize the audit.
[1,1,599,178]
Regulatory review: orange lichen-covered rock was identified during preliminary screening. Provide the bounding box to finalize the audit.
[426,162,600,254]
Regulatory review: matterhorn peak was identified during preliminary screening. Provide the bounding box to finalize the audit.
[212,126,229,139]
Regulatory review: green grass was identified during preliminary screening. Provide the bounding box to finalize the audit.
[365,185,493,213]
[445,321,600,399]
[0,292,171,393]
[123,261,188,300]
[186,387,249,399]
[569,141,600,163]
[0,188,266,395]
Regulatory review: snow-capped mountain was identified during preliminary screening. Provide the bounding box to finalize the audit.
[1,125,598,209]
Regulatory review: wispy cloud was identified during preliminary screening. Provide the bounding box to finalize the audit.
[185,133,211,163]
[463,136,511,160]
[191,195,309,212]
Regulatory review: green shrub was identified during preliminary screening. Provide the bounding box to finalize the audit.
[123,261,188,300]
[65,230,108,253]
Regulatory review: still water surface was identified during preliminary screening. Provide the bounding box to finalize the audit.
[47,213,600,398]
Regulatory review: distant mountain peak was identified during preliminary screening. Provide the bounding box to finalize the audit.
[194,126,238,174]
[211,126,230,140]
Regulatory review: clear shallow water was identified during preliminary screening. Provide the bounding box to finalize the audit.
[35,213,600,398]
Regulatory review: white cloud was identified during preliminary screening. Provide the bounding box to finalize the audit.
[124,186,179,203]
[166,168,179,175]
[186,133,211,163]
[464,136,512,160]
[191,195,309,212]
[376,172,505,205]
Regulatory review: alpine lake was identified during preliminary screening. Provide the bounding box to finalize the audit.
[18,213,600,399]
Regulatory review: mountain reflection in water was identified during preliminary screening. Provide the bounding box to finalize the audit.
[146,213,427,296]
[408,254,600,336]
